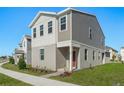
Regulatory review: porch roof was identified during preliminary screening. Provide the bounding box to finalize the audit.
[15,49,24,54]
[57,41,80,48]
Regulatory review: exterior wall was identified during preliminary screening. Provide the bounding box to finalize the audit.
[18,37,31,65]
[79,44,104,69]
[56,47,69,70]
[109,49,113,60]
[32,44,56,71]
[72,11,105,49]
[121,48,124,61]
[30,9,105,71]
[105,57,111,63]
[105,51,111,63]
[31,15,57,48]
[109,49,118,61]
[58,13,71,42]
[26,39,31,64]
[14,54,23,65]
[31,15,57,71]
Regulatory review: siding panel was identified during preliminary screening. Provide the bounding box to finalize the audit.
[72,11,105,49]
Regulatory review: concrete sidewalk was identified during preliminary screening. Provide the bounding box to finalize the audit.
[0,63,77,86]
[42,68,64,78]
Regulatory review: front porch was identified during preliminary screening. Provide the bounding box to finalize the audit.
[14,49,24,64]
[57,41,80,72]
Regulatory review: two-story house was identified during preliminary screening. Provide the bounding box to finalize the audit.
[105,46,118,63]
[13,35,31,65]
[29,8,105,72]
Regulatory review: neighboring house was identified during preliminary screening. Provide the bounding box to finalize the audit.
[13,35,31,65]
[105,46,118,63]
[120,47,124,61]
[0,56,9,62]
[29,8,105,72]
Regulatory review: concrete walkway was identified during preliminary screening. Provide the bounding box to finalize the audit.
[0,62,77,86]
[42,68,64,78]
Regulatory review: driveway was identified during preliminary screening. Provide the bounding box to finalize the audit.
[0,62,77,86]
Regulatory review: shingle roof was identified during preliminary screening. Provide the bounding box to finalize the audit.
[106,46,118,53]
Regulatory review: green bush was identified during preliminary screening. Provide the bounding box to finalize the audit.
[9,57,15,64]
[17,56,26,69]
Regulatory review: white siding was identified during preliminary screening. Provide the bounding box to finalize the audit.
[121,48,124,61]
[31,15,57,48]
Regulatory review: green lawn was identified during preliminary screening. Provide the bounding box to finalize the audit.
[0,73,30,86]
[50,63,124,86]
[2,63,53,76]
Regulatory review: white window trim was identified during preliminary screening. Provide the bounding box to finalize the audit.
[40,48,45,61]
[40,24,44,36]
[85,49,88,61]
[48,21,53,34]
[59,15,67,32]
[33,27,36,38]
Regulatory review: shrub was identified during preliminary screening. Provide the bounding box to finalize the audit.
[9,57,15,64]
[18,56,26,69]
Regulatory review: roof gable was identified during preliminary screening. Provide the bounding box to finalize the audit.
[29,11,57,28]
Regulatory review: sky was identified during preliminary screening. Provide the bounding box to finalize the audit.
[0,7,124,56]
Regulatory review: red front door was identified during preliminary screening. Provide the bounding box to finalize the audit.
[72,50,77,69]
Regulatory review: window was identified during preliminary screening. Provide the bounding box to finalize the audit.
[60,16,66,31]
[48,21,52,33]
[33,28,36,38]
[40,49,44,61]
[85,49,88,61]
[40,25,44,36]
[105,52,110,57]
[89,27,92,39]
[93,51,95,60]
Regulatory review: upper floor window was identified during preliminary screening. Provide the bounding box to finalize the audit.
[40,49,44,61]
[48,21,52,33]
[33,28,36,38]
[60,16,66,31]
[40,25,44,36]
[89,27,92,40]
[85,49,88,61]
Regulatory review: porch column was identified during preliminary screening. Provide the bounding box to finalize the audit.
[69,45,72,72]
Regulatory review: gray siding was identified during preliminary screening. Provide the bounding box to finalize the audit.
[58,13,71,42]
[56,47,69,69]
[79,45,104,69]
[72,11,105,49]
[32,44,56,71]
[26,50,31,65]
[27,40,31,65]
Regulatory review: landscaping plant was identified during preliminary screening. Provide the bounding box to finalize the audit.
[18,56,26,69]
[9,57,15,64]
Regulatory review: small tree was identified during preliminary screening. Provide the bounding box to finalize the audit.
[9,57,15,64]
[112,54,116,61]
[18,56,26,69]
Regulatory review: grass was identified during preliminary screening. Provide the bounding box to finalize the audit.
[2,63,53,76]
[50,63,124,86]
[0,73,30,86]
